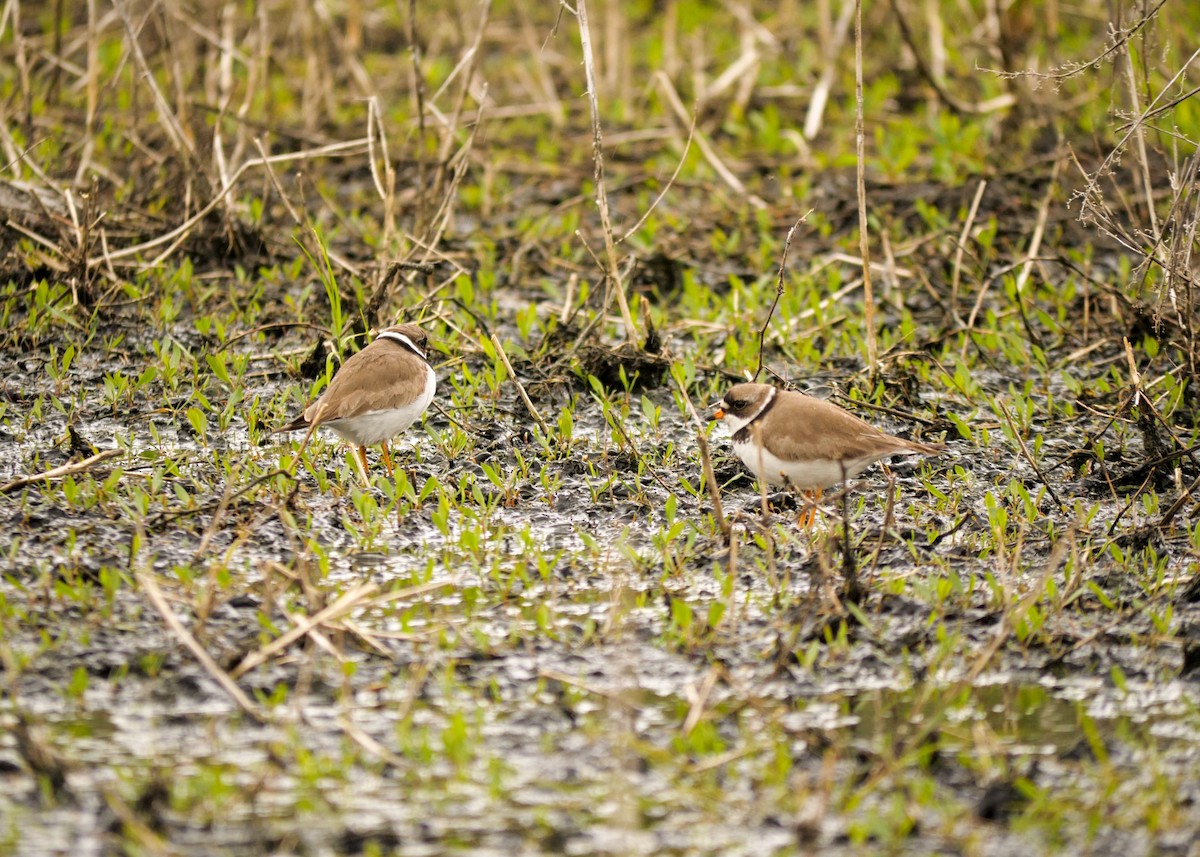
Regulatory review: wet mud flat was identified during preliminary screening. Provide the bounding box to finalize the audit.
[2,296,1199,857]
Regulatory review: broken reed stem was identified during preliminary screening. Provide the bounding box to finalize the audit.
[668,367,730,542]
[1121,37,1159,238]
[366,97,397,248]
[697,432,731,544]
[853,0,878,379]
[754,213,809,381]
[138,569,265,722]
[88,138,371,267]
[950,179,987,322]
[1,448,121,494]
[1014,153,1063,295]
[803,0,855,140]
[407,0,428,229]
[230,582,379,679]
[575,0,638,342]
[489,332,549,436]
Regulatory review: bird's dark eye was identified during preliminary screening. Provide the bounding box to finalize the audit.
[730,399,745,409]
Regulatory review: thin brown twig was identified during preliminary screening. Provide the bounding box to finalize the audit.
[754,213,809,381]
[981,0,1169,82]
[996,398,1066,513]
[617,107,696,244]
[599,400,677,497]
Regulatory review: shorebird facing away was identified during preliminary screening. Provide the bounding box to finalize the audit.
[274,322,436,482]
[711,382,941,520]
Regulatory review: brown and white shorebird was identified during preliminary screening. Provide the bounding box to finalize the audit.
[274,322,436,480]
[712,382,941,515]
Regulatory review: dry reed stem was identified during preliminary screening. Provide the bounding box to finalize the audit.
[950,179,988,323]
[697,432,731,544]
[88,138,370,267]
[113,0,199,172]
[489,332,548,436]
[672,367,730,542]
[100,788,178,856]
[538,667,632,706]
[1122,43,1158,238]
[1013,153,1063,296]
[430,0,491,207]
[77,0,100,185]
[406,0,429,228]
[138,569,265,722]
[853,0,877,377]
[230,582,379,679]
[924,0,946,86]
[575,0,638,341]
[338,714,406,768]
[681,665,721,736]
[1,447,121,494]
[804,0,855,140]
[278,600,346,664]
[655,70,766,209]
[367,97,397,248]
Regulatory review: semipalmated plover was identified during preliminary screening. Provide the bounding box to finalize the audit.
[275,322,436,479]
[712,382,940,499]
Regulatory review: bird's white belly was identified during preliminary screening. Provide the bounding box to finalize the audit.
[325,369,436,446]
[732,439,864,490]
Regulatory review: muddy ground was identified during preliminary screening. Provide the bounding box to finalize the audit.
[3,2,1200,856]
[3,219,1199,855]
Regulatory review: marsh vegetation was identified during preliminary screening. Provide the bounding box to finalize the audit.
[2,1,1200,854]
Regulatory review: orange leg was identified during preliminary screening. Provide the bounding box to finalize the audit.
[380,441,395,476]
[797,488,823,528]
